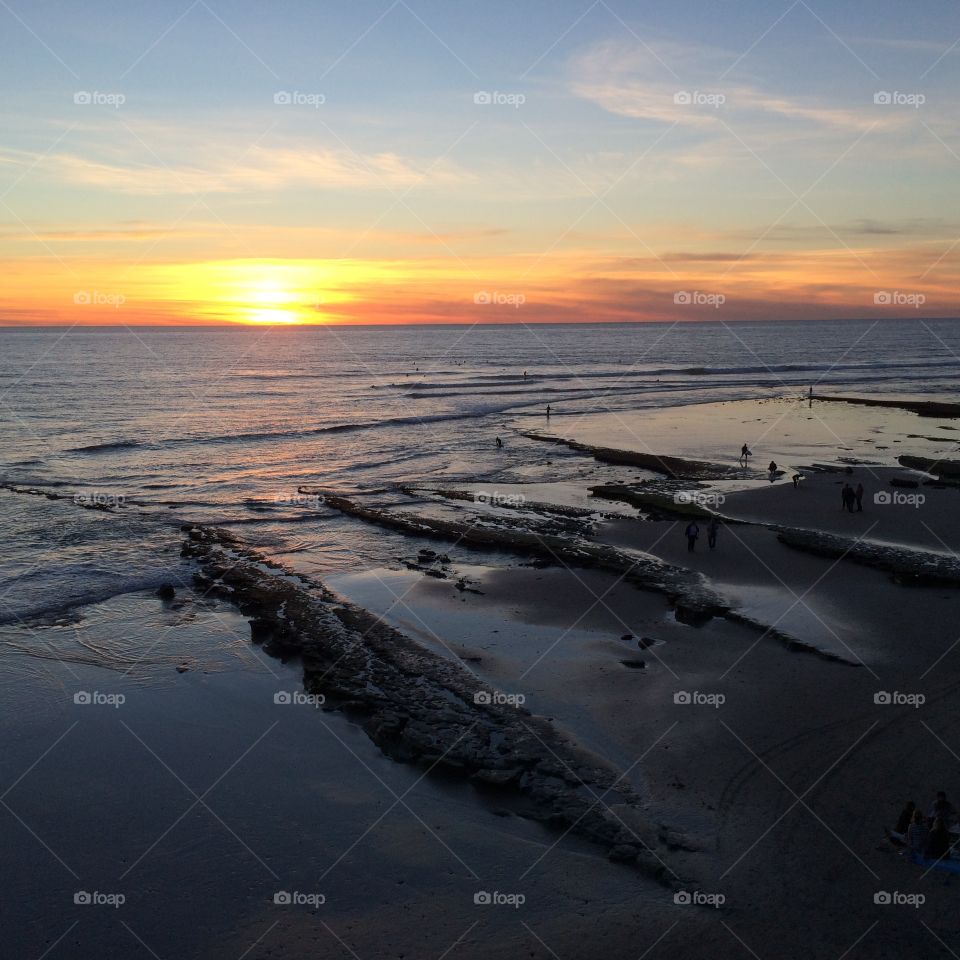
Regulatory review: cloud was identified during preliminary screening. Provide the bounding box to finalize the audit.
[44,143,466,195]
[569,39,903,133]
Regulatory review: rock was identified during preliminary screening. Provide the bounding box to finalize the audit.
[471,767,523,786]
[175,664,189,673]
[620,659,646,670]
[620,633,633,642]
[156,584,176,601]
[608,844,639,863]
[638,636,657,649]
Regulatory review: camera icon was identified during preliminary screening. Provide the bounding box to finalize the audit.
[474,291,491,305]
[74,891,91,905]
[874,691,892,705]
[874,491,891,505]
[673,891,692,904]
[273,91,292,105]
[274,891,292,904]
[74,291,91,305]
[474,891,492,904]
[273,691,292,705]
[674,291,691,304]
[674,91,691,105]
[73,91,92,105]
[74,691,92,705]
[473,91,492,105]
[873,91,892,105]
[874,291,891,305]
[474,691,492,705]
[874,891,891,904]
[673,691,691,705]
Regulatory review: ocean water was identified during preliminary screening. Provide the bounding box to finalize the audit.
[2,318,959,628]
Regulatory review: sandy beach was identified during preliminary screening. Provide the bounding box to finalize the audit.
[4,383,960,959]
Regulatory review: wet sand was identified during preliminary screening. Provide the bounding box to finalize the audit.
[6,393,960,958]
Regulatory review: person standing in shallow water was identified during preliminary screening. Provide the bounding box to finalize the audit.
[495,437,503,448]
[685,520,700,552]
[708,517,719,549]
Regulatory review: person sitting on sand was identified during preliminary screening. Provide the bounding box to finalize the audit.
[685,520,700,552]
[855,482,864,512]
[768,461,777,474]
[925,817,951,860]
[896,800,916,836]
[708,516,719,550]
[928,791,954,825]
[907,809,929,861]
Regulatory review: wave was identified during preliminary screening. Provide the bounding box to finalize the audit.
[68,439,144,454]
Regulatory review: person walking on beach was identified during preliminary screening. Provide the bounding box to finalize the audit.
[546,404,551,418]
[495,436,503,449]
[739,443,751,465]
[685,520,700,552]
[708,517,719,550]
[855,482,864,512]
[841,484,855,513]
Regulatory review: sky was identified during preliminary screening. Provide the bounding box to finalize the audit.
[1,0,958,325]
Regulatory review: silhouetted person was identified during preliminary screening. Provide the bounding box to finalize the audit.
[792,473,802,488]
[708,517,719,550]
[842,484,855,513]
[855,482,864,512]
[925,817,951,860]
[907,809,928,861]
[495,437,503,448]
[768,461,777,474]
[896,800,916,836]
[685,520,700,552]
[546,405,551,418]
[739,443,751,465]
[928,791,954,825]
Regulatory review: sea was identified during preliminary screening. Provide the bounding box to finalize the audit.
[2,318,959,629]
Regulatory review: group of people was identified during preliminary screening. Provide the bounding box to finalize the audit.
[684,517,720,552]
[890,792,957,863]
[841,482,864,513]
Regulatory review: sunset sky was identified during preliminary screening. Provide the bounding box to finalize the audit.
[1,0,958,325]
